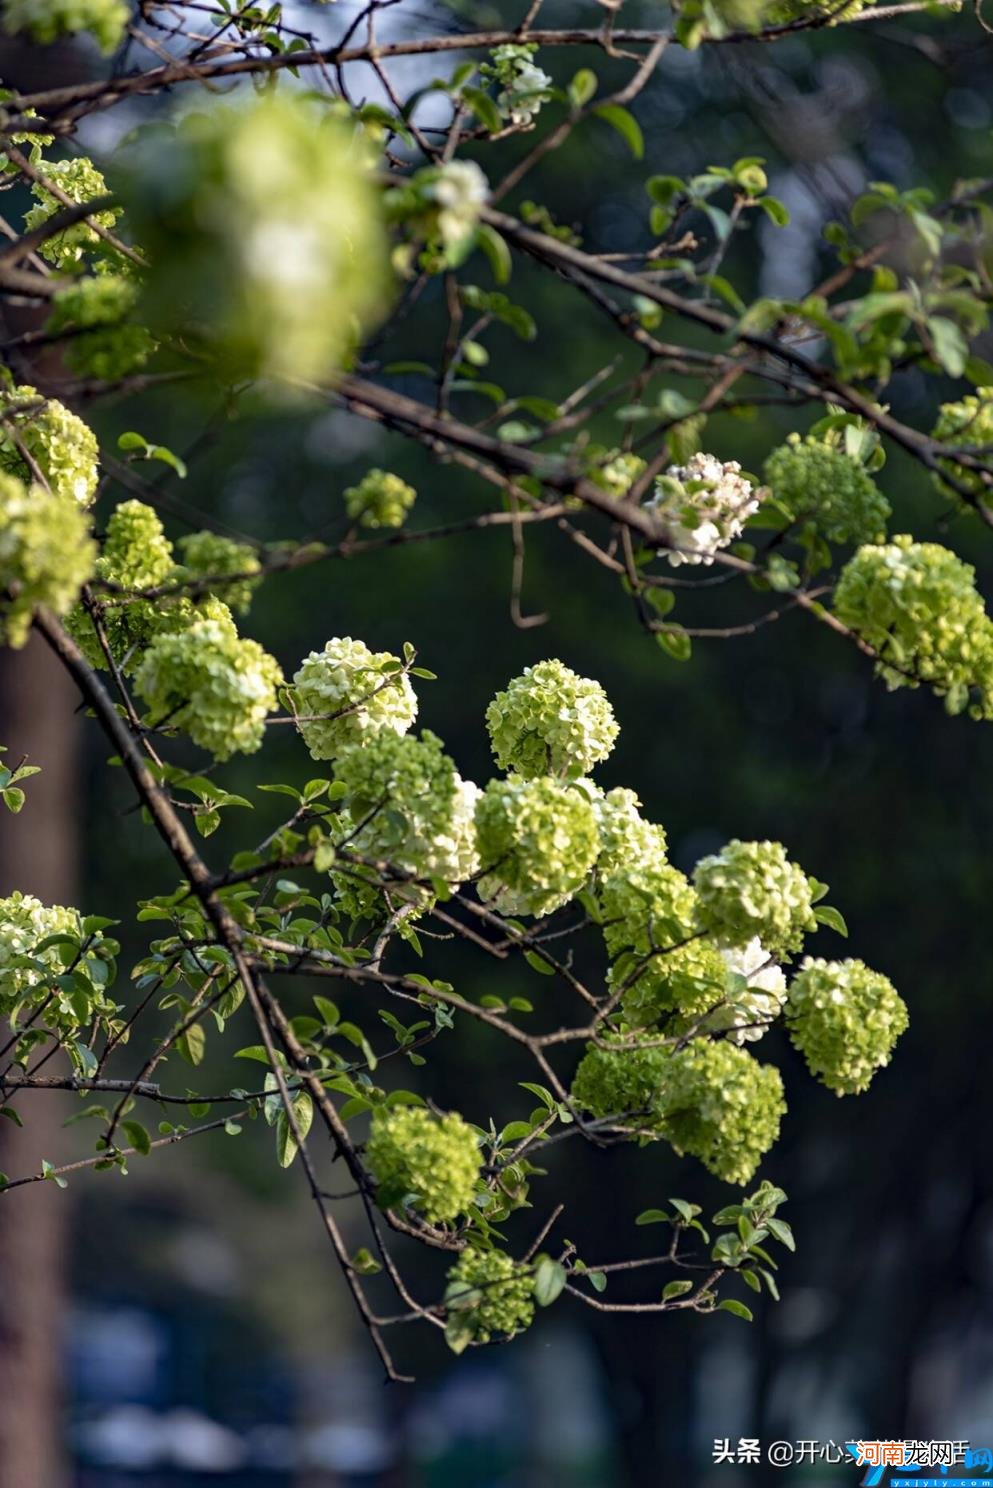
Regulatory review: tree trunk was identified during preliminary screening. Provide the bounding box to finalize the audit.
[0,633,80,1488]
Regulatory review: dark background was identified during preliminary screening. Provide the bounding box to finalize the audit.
[3,1,993,1483]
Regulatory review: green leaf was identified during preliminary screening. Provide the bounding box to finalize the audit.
[635,1208,671,1225]
[122,1120,151,1156]
[568,68,598,109]
[593,103,644,159]
[718,1298,754,1321]
[588,1270,607,1293]
[462,85,502,134]
[524,949,555,976]
[313,995,340,1028]
[234,1045,271,1064]
[758,196,790,227]
[350,1246,382,1275]
[176,1023,206,1067]
[477,223,512,285]
[655,627,692,663]
[814,904,848,937]
[41,1158,68,1190]
[2,787,25,813]
[0,1105,23,1127]
[662,1279,694,1300]
[764,1216,796,1252]
[444,1312,476,1354]
[275,1090,313,1168]
[532,1255,567,1306]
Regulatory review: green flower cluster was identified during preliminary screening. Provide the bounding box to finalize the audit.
[931,387,993,501]
[366,1105,481,1223]
[175,530,262,616]
[23,158,121,270]
[446,1247,535,1341]
[570,1040,671,1123]
[120,96,390,383]
[485,659,619,779]
[590,785,668,878]
[833,534,993,718]
[294,637,418,761]
[2,0,129,51]
[0,384,99,507]
[46,276,155,381]
[334,729,468,883]
[572,1036,784,1184]
[66,501,184,670]
[693,839,817,959]
[598,860,727,1022]
[785,956,908,1095]
[657,1039,786,1185]
[0,472,96,646]
[344,469,417,530]
[133,608,282,760]
[586,446,649,499]
[763,435,890,545]
[0,891,117,1040]
[475,775,600,917]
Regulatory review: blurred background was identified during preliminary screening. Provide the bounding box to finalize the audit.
[2,1,993,1483]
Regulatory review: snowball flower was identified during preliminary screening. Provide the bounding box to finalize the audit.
[0,891,116,1038]
[2,0,129,51]
[485,659,619,779]
[763,435,890,545]
[446,1248,535,1342]
[571,1040,671,1125]
[589,784,668,879]
[657,1039,786,1186]
[647,452,762,566]
[46,276,155,381]
[834,534,993,719]
[65,499,195,672]
[22,158,122,270]
[0,385,99,508]
[475,775,600,917]
[932,387,993,502]
[366,1106,481,1223]
[490,44,553,126]
[343,469,416,530]
[133,608,282,760]
[291,637,417,760]
[334,729,464,884]
[693,839,817,960]
[119,96,391,383]
[176,530,262,615]
[704,938,787,1044]
[423,160,489,249]
[0,473,96,647]
[786,956,908,1095]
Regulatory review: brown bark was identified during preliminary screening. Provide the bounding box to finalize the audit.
[0,633,79,1488]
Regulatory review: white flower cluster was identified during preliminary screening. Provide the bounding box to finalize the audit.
[705,938,788,1045]
[420,161,489,252]
[292,637,418,761]
[489,44,553,126]
[647,452,763,567]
